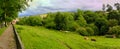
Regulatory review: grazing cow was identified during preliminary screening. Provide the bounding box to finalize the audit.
[84,36,89,40]
[91,38,96,41]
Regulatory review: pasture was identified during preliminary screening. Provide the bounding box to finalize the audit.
[15,25,120,49]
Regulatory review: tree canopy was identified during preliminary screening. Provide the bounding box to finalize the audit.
[0,0,31,26]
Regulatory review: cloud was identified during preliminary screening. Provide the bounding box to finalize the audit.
[19,0,120,16]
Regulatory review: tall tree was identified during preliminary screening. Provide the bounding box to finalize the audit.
[0,0,31,26]
[102,4,106,12]
[114,3,120,10]
[106,4,113,12]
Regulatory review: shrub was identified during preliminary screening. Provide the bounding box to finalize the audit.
[27,16,43,26]
[17,17,27,25]
[17,16,43,26]
[86,27,94,36]
[83,11,99,24]
[43,13,56,29]
[108,26,120,37]
[108,19,118,27]
[87,24,99,35]
[75,10,87,27]
[54,12,74,30]
[77,27,88,36]
[68,22,80,31]
[95,18,108,35]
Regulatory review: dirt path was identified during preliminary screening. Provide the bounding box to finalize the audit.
[0,25,17,49]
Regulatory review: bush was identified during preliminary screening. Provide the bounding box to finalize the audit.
[108,19,118,27]
[87,24,99,35]
[76,27,94,36]
[108,26,120,37]
[54,12,74,30]
[68,22,80,31]
[17,17,27,25]
[77,27,88,36]
[86,27,94,36]
[83,11,99,24]
[27,16,43,26]
[95,18,108,35]
[17,16,43,26]
[75,10,87,27]
[43,13,56,29]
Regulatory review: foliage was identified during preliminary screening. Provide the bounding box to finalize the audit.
[0,0,31,26]
[114,3,120,10]
[108,19,118,27]
[83,11,99,24]
[54,12,74,30]
[108,10,120,24]
[74,9,87,27]
[43,12,56,29]
[76,27,88,36]
[17,16,43,26]
[108,26,120,37]
[0,27,6,35]
[76,27,94,36]
[106,4,113,12]
[86,24,99,35]
[85,27,94,36]
[108,11,120,20]
[95,18,108,35]
[68,22,80,31]
[16,4,120,36]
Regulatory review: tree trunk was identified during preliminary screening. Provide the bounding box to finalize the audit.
[5,21,8,27]
[4,13,8,27]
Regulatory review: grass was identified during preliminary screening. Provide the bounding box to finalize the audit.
[15,25,120,49]
[0,27,6,35]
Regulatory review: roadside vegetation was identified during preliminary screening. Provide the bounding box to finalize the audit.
[0,27,6,35]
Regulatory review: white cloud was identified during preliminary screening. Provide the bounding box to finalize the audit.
[19,0,120,16]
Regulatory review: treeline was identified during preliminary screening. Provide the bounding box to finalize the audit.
[17,3,120,37]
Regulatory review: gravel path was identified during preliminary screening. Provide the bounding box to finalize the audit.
[0,25,17,49]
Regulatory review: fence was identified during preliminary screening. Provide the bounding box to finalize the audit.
[12,24,24,49]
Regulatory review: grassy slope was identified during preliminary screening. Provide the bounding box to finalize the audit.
[0,27,6,35]
[15,25,120,49]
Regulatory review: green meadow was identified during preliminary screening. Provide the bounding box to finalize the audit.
[15,25,120,49]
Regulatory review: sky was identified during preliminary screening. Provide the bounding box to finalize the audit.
[19,0,120,16]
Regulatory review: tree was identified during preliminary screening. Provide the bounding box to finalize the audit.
[75,9,87,27]
[102,4,106,12]
[43,12,56,29]
[106,4,113,12]
[54,12,74,30]
[108,26,120,37]
[0,0,31,26]
[95,18,108,35]
[114,3,120,10]
[108,19,118,27]
[83,11,99,24]
[108,10,120,24]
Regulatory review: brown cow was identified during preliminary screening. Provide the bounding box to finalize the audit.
[91,38,96,41]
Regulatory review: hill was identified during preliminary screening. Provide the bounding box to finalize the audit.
[15,25,120,49]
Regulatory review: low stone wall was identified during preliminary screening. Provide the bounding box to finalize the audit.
[12,24,24,49]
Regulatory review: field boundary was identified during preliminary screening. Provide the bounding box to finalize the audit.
[12,24,24,49]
